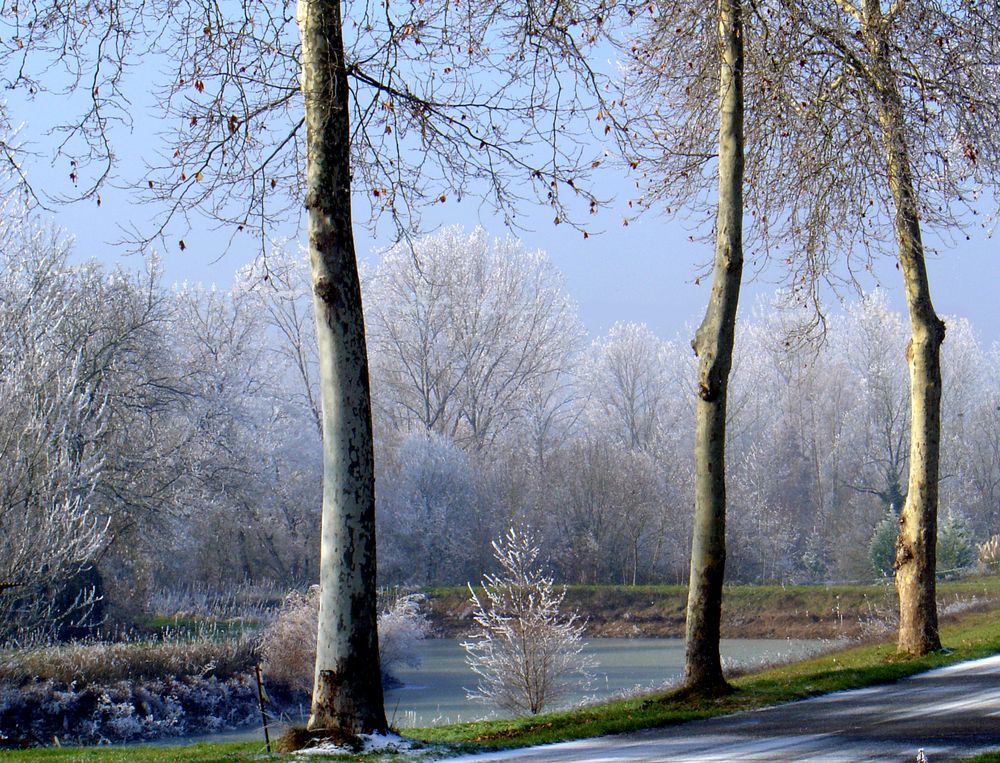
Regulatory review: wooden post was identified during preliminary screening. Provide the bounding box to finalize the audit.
[254,663,272,753]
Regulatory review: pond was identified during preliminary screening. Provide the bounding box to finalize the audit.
[384,637,835,727]
[147,636,837,746]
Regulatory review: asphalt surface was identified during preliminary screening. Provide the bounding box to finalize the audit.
[444,654,1000,762]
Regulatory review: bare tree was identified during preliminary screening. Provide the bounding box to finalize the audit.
[681,0,745,691]
[155,0,606,735]
[239,248,322,437]
[3,0,625,728]
[166,280,321,586]
[293,0,387,733]
[743,0,1000,654]
[622,0,1000,657]
[377,431,482,586]
[837,293,911,513]
[620,0,746,691]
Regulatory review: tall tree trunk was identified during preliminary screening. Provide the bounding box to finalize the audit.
[863,0,944,656]
[683,0,744,693]
[299,0,388,734]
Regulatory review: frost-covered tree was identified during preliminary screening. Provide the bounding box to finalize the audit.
[939,319,994,537]
[841,294,911,513]
[168,282,322,587]
[366,227,584,454]
[239,248,322,437]
[543,438,682,585]
[0,207,108,642]
[377,432,485,586]
[584,323,678,453]
[463,527,593,715]
[546,440,633,585]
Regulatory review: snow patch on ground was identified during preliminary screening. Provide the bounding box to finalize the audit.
[295,731,425,757]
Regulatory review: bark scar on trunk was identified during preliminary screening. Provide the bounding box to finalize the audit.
[317,668,346,689]
[314,275,341,306]
[697,365,726,402]
[894,537,914,569]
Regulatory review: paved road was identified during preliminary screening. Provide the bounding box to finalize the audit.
[444,654,1000,762]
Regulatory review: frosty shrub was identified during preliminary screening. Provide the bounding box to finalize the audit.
[260,588,317,695]
[377,588,431,683]
[260,586,429,695]
[0,634,261,744]
[937,512,975,579]
[977,534,1000,573]
[463,526,594,715]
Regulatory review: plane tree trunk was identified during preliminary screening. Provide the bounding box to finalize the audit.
[683,0,744,693]
[861,0,944,656]
[299,0,388,734]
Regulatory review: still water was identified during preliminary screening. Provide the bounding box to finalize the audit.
[384,637,832,728]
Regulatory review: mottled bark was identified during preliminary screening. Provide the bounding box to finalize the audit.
[683,0,744,693]
[299,0,387,734]
[862,0,943,656]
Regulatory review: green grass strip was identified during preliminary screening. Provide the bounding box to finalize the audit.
[0,742,266,763]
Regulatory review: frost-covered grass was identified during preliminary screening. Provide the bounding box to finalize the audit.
[291,732,424,756]
[0,636,261,746]
[0,741,266,761]
[1,583,433,750]
[141,583,285,640]
[0,636,258,686]
[146,583,283,629]
[0,673,261,745]
[0,737,449,762]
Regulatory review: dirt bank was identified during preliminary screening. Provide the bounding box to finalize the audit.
[423,581,998,640]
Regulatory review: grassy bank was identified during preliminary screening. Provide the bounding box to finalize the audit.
[425,575,1000,639]
[5,599,1000,761]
